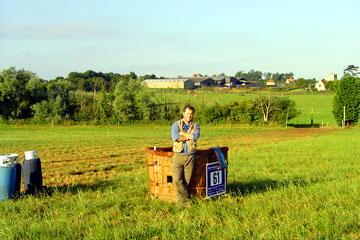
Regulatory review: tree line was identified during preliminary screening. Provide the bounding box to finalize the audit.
[0,66,303,125]
[0,67,178,124]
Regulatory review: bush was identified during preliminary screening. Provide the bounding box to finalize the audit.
[197,96,299,125]
[333,76,360,126]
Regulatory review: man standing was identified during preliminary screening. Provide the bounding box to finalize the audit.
[171,105,200,207]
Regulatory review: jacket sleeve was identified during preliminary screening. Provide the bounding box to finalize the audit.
[191,123,200,141]
[171,122,181,141]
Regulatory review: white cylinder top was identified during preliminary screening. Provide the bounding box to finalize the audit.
[24,150,38,160]
[4,154,19,164]
[0,155,14,166]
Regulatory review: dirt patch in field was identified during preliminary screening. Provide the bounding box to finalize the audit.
[191,90,215,105]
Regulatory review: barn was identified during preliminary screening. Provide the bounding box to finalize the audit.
[189,77,216,88]
[143,78,195,89]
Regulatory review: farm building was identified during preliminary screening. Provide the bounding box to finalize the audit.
[237,79,257,87]
[326,73,337,81]
[315,80,326,91]
[211,76,226,86]
[192,76,241,87]
[189,77,216,88]
[286,77,295,84]
[266,79,276,86]
[225,77,242,87]
[143,78,195,89]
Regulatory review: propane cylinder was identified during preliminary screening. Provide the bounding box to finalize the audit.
[22,150,43,194]
[4,154,21,196]
[0,155,16,201]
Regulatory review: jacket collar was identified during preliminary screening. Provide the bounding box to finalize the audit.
[181,119,193,125]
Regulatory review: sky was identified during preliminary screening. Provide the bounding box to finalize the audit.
[1,0,359,80]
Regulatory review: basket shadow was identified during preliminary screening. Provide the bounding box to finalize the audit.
[227,178,320,196]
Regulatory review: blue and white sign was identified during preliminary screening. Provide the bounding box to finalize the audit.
[206,162,226,198]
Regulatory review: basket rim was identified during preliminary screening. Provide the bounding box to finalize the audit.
[146,146,228,156]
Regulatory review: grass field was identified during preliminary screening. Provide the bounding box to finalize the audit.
[1,124,359,239]
[152,89,336,126]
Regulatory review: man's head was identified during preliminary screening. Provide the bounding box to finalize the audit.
[182,105,195,124]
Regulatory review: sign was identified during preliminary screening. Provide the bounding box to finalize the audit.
[206,162,226,198]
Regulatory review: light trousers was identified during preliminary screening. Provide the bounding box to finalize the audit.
[171,153,195,205]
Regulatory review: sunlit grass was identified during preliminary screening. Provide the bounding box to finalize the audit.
[0,125,359,239]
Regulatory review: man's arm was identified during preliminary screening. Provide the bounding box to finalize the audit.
[179,131,194,140]
[171,122,186,142]
[191,124,200,141]
[176,135,188,142]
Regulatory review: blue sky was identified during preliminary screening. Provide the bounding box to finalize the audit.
[1,0,359,80]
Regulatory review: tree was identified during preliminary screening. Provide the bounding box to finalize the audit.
[235,70,246,79]
[32,95,67,123]
[333,76,360,126]
[295,78,316,88]
[255,95,274,122]
[0,67,46,119]
[113,77,153,122]
[295,78,306,88]
[263,72,272,81]
[325,79,338,92]
[33,78,74,122]
[98,89,112,124]
[254,95,299,124]
[343,65,359,77]
[247,69,263,82]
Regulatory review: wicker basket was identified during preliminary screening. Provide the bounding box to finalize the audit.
[146,146,228,202]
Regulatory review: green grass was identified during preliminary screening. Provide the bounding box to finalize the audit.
[152,89,337,126]
[0,125,359,239]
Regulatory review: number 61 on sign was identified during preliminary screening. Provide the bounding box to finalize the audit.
[206,162,227,198]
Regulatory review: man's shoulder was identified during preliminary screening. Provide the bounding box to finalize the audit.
[191,121,199,127]
[172,120,181,128]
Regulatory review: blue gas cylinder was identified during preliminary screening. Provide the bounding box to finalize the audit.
[22,150,43,194]
[5,154,21,196]
[0,155,16,201]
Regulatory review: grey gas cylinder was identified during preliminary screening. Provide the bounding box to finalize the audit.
[22,150,43,194]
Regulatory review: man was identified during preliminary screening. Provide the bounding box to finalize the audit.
[171,105,200,207]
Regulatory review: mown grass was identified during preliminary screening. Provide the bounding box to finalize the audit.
[0,125,359,239]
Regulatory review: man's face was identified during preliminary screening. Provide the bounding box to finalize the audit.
[183,108,194,123]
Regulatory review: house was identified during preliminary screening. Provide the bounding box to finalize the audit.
[286,77,295,84]
[143,78,195,89]
[266,79,276,86]
[326,73,337,81]
[315,80,326,91]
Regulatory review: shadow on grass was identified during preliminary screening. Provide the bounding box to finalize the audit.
[45,179,120,196]
[288,123,320,128]
[227,178,320,197]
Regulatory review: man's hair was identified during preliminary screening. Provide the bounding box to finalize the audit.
[183,104,195,114]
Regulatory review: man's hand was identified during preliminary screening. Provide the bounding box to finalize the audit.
[184,132,194,140]
[177,132,194,141]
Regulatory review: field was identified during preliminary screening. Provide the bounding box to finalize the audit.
[153,89,336,126]
[1,124,360,239]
